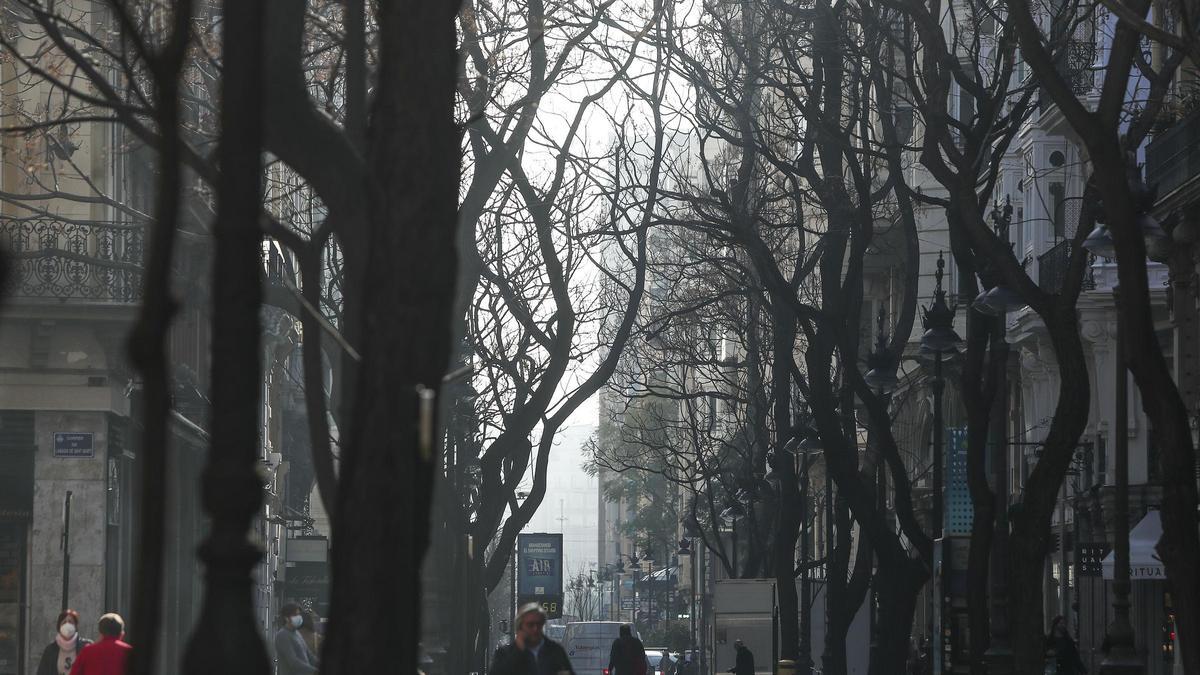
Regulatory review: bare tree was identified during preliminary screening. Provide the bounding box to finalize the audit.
[1003,0,1200,667]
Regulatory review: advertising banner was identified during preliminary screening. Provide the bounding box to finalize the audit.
[517,533,563,619]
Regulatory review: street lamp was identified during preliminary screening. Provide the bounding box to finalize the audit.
[920,252,961,542]
[920,253,960,659]
[973,198,1030,318]
[864,305,899,394]
[510,490,529,637]
[864,306,898,669]
[1079,166,1156,675]
[683,513,708,674]
[972,283,1028,317]
[786,426,823,675]
[1098,285,1142,675]
[642,548,657,631]
[720,492,749,576]
[1082,174,1170,262]
[980,199,1020,675]
[678,537,697,661]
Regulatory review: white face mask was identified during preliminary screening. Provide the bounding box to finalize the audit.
[59,623,77,639]
[290,615,304,629]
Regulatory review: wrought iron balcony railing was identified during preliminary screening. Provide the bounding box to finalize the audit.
[1146,109,1200,198]
[1,216,143,303]
[1038,239,1095,295]
[1039,40,1097,112]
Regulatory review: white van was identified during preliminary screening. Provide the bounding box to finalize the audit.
[562,621,643,675]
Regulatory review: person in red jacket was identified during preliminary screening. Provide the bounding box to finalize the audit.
[69,614,131,675]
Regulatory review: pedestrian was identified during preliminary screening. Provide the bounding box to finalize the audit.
[606,624,647,675]
[299,610,321,658]
[274,603,318,675]
[38,609,92,675]
[490,602,575,675]
[658,650,675,675]
[68,613,129,675]
[729,639,754,675]
[1046,615,1087,674]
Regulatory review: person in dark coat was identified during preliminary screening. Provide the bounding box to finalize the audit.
[729,639,755,675]
[658,651,675,675]
[38,609,92,675]
[1046,615,1087,674]
[607,624,647,675]
[491,603,575,675]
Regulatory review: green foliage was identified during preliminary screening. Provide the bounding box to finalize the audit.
[606,470,680,556]
[640,622,692,652]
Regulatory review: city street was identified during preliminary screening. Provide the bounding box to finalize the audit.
[0,0,1197,674]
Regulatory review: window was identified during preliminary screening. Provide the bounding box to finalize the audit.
[1050,182,1066,238]
[1148,426,1162,483]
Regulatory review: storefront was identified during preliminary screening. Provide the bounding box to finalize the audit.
[1073,509,1184,675]
[0,412,34,675]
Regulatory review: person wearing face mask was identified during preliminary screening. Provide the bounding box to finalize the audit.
[37,609,92,675]
[274,603,318,675]
[298,610,321,657]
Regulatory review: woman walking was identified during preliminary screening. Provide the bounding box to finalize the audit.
[37,609,92,675]
[1046,615,1087,674]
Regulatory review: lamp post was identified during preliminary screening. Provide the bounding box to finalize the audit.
[1097,285,1142,675]
[864,305,899,668]
[977,198,1026,675]
[616,551,642,624]
[721,493,749,575]
[678,536,697,659]
[1082,172,1159,674]
[920,252,962,660]
[921,252,961,539]
[644,548,656,631]
[510,490,528,638]
[789,425,823,675]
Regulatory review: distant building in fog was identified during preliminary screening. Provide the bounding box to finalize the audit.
[524,423,599,578]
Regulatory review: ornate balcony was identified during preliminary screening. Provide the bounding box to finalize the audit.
[1038,239,1095,295]
[1039,40,1097,113]
[1146,109,1200,199]
[1,216,143,303]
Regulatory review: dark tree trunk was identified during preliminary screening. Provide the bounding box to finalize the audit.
[1095,145,1200,675]
[960,295,1004,673]
[824,496,870,675]
[126,7,190,669]
[181,2,271,675]
[871,560,925,674]
[1000,1,1200,668]
[1004,311,1090,673]
[321,0,462,672]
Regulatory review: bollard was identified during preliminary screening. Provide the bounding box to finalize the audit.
[777,659,797,675]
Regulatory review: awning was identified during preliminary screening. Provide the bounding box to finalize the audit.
[1102,510,1166,581]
